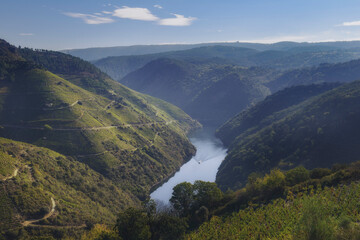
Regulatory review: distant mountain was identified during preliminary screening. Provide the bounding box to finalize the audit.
[94,45,360,81]
[216,81,360,190]
[267,58,360,92]
[121,58,275,127]
[63,40,360,61]
[0,39,200,231]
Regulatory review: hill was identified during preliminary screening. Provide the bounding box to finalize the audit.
[0,38,200,224]
[0,137,137,237]
[216,80,360,190]
[268,58,360,92]
[63,40,360,61]
[93,45,360,81]
[121,58,274,127]
[216,83,342,146]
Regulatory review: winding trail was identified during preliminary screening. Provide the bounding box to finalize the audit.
[22,197,56,227]
[1,168,19,181]
[1,120,175,132]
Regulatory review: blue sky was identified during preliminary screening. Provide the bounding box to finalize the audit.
[2,0,360,50]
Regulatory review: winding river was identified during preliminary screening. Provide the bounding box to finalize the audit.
[150,131,227,203]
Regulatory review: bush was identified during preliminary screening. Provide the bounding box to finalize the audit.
[285,166,310,186]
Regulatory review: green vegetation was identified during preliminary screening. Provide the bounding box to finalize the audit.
[216,80,360,190]
[0,39,201,238]
[80,162,360,240]
[0,137,136,238]
[120,58,273,127]
[268,58,360,92]
[189,164,360,240]
[216,83,341,146]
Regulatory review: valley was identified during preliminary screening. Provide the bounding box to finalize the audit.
[3,31,360,240]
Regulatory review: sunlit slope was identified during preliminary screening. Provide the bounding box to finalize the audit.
[18,47,200,135]
[0,40,199,200]
[0,137,137,232]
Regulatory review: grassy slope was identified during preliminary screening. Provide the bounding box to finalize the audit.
[0,62,197,199]
[0,137,137,232]
[216,80,360,190]
[0,39,203,228]
[189,181,360,239]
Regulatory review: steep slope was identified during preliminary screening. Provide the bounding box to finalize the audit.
[0,40,200,203]
[268,58,360,92]
[0,137,136,233]
[18,48,199,134]
[121,58,274,127]
[216,83,342,146]
[216,80,360,190]
[184,72,270,127]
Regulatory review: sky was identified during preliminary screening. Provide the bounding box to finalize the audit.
[2,0,360,50]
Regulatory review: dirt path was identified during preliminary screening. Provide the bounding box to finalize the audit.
[1,120,176,132]
[104,100,115,110]
[1,168,19,181]
[22,197,56,227]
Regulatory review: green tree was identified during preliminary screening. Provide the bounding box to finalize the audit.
[193,180,223,209]
[115,208,151,240]
[285,166,310,186]
[170,182,194,216]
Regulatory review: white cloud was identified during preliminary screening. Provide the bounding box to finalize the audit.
[340,20,360,26]
[154,5,163,9]
[113,6,159,21]
[102,11,112,14]
[19,33,34,36]
[64,12,114,24]
[158,14,196,26]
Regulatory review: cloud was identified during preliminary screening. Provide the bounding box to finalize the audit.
[154,5,163,9]
[113,6,159,21]
[102,11,112,14]
[158,14,196,26]
[19,33,34,36]
[340,20,360,26]
[64,12,114,24]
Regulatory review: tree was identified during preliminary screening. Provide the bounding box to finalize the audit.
[285,166,310,186]
[170,182,194,216]
[115,208,151,240]
[193,181,223,209]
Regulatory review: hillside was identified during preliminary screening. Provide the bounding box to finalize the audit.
[216,83,342,146]
[268,58,360,92]
[121,58,274,127]
[189,177,360,239]
[216,80,360,190]
[0,39,200,216]
[0,137,137,236]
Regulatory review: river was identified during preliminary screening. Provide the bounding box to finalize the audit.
[150,130,227,203]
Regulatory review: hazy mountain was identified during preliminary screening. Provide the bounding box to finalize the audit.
[63,40,360,61]
[94,45,360,81]
[268,58,360,92]
[121,58,275,127]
